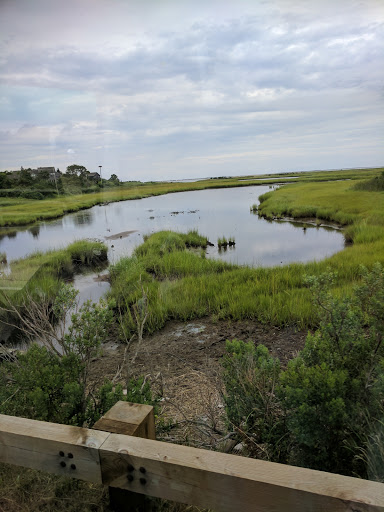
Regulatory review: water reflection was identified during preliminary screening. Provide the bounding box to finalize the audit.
[73,211,94,226]
[44,218,63,230]
[0,185,345,267]
[28,225,40,239]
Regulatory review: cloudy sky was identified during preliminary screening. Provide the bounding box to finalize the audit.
[0,0,383,181]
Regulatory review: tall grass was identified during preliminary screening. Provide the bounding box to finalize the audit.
[107,232,336,335]
[0,240,107,300]
[110,176,384,335]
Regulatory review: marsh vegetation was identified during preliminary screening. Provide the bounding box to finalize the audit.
[1,169,384,510]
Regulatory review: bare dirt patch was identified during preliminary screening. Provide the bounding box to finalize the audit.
[90,318,307,447]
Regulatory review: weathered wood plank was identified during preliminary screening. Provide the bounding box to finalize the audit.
[99,434,384,512]
[1,411,384,511]
[0,414,109,483]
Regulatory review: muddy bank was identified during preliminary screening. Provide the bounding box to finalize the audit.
[90,318,307,445]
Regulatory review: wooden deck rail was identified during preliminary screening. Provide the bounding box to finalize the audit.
[0,402,383,511]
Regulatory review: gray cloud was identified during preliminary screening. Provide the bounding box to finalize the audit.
[0,0,383,179]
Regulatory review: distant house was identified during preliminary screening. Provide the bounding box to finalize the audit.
[35,167,62,183]
[88,172,100,181]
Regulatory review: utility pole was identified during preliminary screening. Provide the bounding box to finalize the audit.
[99,165,102,186]
[53,168,60,196]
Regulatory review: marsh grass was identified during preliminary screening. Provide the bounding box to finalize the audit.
[0,240,107,301]
[109,233,322,335]
[110,175,384,335]
[1,168,382,228]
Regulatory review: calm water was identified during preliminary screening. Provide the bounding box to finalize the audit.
[0,185,345,268]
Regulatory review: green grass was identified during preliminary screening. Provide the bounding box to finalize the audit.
[0,239,108,348]
[0,240,107,298]
[0,168,382,227]
[109,233,308,334]
[258,180,384,225]
[0,463,108,512]
[109,176,384,333]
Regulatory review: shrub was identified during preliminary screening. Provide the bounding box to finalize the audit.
[0,283,157,427]
[222,263,384,478]
[222,339,287,462]
[353,171,384,192]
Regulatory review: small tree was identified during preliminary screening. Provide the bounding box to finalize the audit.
[109,173,120,185]
[18,168,33,186]
[280,264,384,475]
[0,172,11,189]
[66,164,88,177]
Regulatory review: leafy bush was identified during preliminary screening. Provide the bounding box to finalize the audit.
[0,283,157,427]
[222,263,384,478]
[0,188,57,199]
[21,190,45,200]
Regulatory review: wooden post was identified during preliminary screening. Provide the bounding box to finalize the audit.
[93,401,155,512]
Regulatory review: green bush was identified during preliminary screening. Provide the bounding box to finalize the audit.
[0,283,157,427]
[222,340,286,461]
[353,171,384,192]
[222,263,384,478]
[0,188,58,199]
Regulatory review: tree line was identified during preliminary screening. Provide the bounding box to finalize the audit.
[0,164,121,199]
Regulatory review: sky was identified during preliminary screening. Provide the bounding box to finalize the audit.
[0,0,383,181]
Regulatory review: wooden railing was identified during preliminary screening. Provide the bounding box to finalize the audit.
[0,402,383,511]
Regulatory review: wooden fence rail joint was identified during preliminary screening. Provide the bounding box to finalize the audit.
[1,402,384,512]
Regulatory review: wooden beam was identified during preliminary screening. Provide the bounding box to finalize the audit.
[0,414,109,483]
[99,434,384,512]
[1,411,384,511]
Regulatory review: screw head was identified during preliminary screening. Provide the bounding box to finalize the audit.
[59,451,65,457]
[139,467,146,474]
[68,453,73,459]
[139,478,147,485]
[60,461,66,468]
[70,464,76,470]
[127,474,134,482]
[127,463,134,472]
